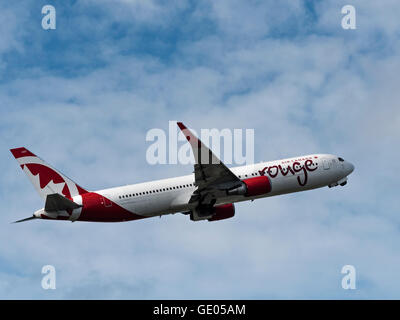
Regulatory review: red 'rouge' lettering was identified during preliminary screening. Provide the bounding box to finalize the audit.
[291,161,307,186]
[297,172,307,186]
[259,167,268,176]
[278,165,294,176]
[256,160,318,187]
[267,166,279,178]
[305,159,317,171]
[292,161,302,172]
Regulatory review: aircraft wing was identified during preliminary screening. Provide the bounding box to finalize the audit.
[177,122,242,206]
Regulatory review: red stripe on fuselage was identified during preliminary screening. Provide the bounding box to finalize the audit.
[78,192,146,222]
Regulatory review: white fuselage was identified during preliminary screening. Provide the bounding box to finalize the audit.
[94,154,354,218]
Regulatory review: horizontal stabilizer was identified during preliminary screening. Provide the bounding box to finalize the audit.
[45,193,82,212]
[13,215,37,223]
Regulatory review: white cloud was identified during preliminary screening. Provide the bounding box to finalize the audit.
[0,0,399,299]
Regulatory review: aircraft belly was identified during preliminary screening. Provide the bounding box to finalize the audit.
[124,194,178,217]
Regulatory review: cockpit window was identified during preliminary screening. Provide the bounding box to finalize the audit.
[338,157,344,162]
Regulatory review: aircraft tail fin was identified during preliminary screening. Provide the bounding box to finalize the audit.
[10,147,88,200]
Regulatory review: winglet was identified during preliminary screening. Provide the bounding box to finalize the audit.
[177,122,216,164]
[177,122,202,148]
[176,122,242,195]
[177,122,186,131]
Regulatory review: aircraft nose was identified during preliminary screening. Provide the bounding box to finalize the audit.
[346,161,355,175]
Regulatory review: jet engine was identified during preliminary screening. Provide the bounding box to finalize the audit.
[208,203,235,221]
[190,203,235,221]
[227,176,271,197]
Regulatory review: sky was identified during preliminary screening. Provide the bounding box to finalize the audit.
[0,0,399,299]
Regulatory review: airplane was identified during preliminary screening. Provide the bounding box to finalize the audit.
[10,122,354,223]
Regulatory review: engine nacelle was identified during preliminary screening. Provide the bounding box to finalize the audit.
[227,176,271,197]
[208,203,235,221]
